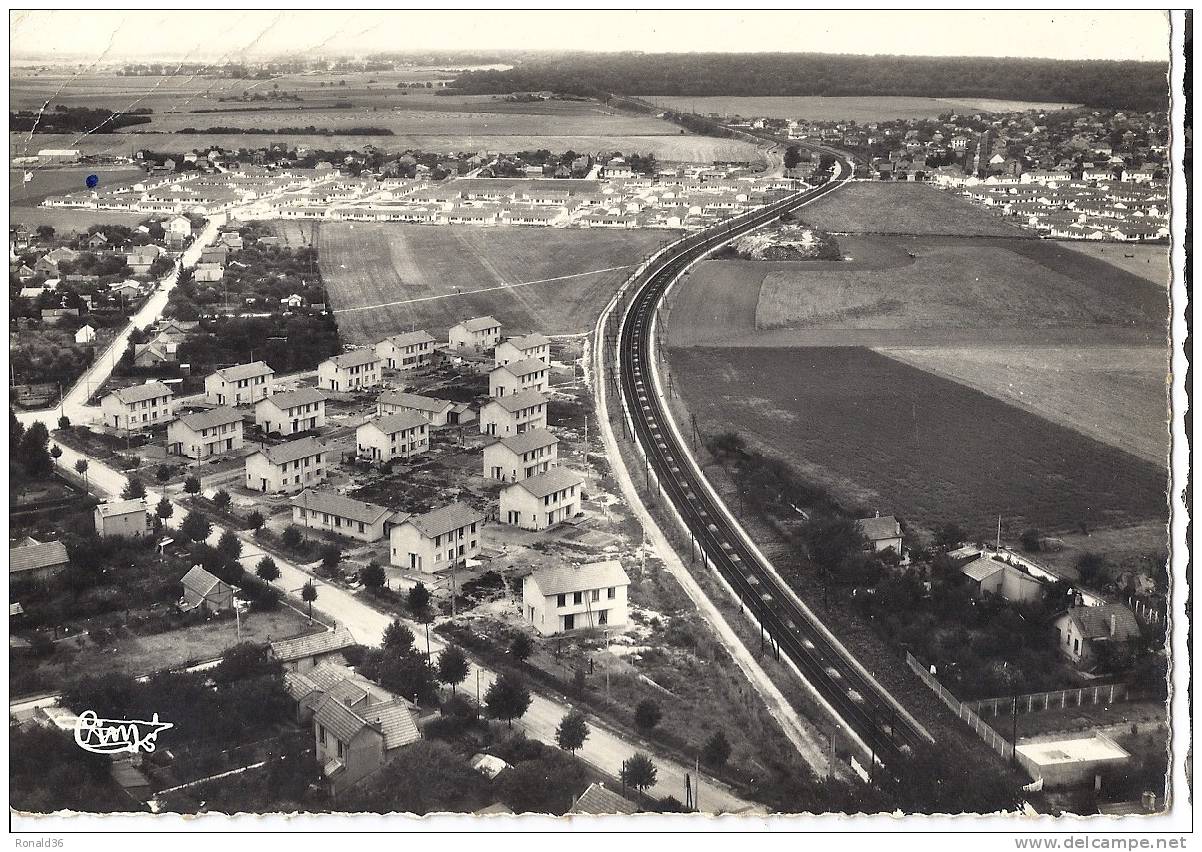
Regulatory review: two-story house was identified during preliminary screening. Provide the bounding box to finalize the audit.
[483,428,558,482]
[318,349,382,392]
[377,390,456,426]
[313,692,420,797]
[488,358,550,398]
[94,498,152,538]
[290,489,395,543]
[254,387,327,436]
[389,502,484,574]
[375,330,436,371]
[448,316,502,351]
[522,559,630,636]
[1053,604,1142,668]
[500,467,584,531]
[167,406,245,459]
[494,332,551,367]
[101,382,175,432]
[204,361,275,406]
[479,389,548,436]
[356,412,430,463]
[245,436,326,494]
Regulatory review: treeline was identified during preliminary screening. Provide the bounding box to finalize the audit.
[10,105,153,134]
[173,126,394,136]
[451,53,1168,112]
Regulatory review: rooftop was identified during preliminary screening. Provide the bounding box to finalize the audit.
[383,330,435,348]
[180,565,224,597]
[214,361,274,382]
[485,388,546,413]
[95,497,148,518]
[859,515,901,542]
[378,391,453,413]
[261,387,327,410]
[256,436,325,466]
[368,412,430,435]
[177,406,243,431]
[494,357,547,377]
[568,782,638,815]
[9,540,69,575]
[290,489,393,526]
[510,466,584,499]
[328,348,381,369]
[1064,604,1142,641]
[1016,734,1130,767]
[111,381,174,405]
[270,626,356,664]
[456,315,501,333]
[403,502,484,540]
[506,332,550,350]
[528,559,629,598]
[496,428,558,455]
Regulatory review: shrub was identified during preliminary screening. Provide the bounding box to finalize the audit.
[634,699,662,731]
[281,525,305,549]
[212,489,231,509]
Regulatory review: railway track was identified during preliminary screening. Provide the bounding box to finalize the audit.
[608,153,933,777]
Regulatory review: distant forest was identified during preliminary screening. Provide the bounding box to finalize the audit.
[10,106,153,134]
[451,53,1168,112]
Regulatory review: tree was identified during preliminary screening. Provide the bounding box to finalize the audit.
[301,580,318,620]
[281,525,304,549]
[510,633,533,663]
[211,642,281,685]
[702,730,732,767]
[1020,528,1043,552]
[1076,551,1107,586]
[246,510,265,532]
[256,556,280,583]
[212,489,231,509]
[383,619,415,654]
[49,444,62,464]
[378,652,438,706]
[319,543,342,575]
[783,144,802,170]
[180,510,211,543]
[802,513,867,569]
[556,710,589,753]
[10,409,24,448]
[619,752,657,795]
[216,529,242,563]
[57,415,70,429]
[634,699,662,731]
[436,646,470,695]
[155,497,173,522]
[360,561,385,589]
[73,457,89,489]
[935,522,966,550]
[122,478,146,499]
[19,421,52,477]
[408,581,431,612]
[484,672,532,728]
[183,476,201,495]
[155,464,173,483]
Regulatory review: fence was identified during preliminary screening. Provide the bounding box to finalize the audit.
[905,652,1014,761]
[967,682,1132,718]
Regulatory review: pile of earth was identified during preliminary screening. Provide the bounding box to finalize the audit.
[729,221,842,261]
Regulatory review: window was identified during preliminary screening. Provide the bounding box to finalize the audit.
[591,589,600,602]
[336,739,344,759]
[608,587,616,600]
[318,724,326,746]
[598,609,608,626]
[573,592,583,605]
[556,594,566,608]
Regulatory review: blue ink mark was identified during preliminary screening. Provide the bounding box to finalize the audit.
[85,174,99,188]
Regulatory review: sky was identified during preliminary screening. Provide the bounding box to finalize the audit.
[10,10,1171,64]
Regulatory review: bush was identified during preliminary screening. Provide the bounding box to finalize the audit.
[1020,528,1042,552]
[634,699,662,731]
[360,561,385,589]
[212,489,231,509]
[281,525,305,549]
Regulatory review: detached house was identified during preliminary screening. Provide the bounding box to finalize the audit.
[204,361,274,406]
[168,406,245,459]
[9,540,71,586]
[94,498,152,539]
[448,316,502,351]
[1053,604,1142,668]
[489,358,550,398]
[375,330,436,371]
[179,566,234,614]
[500,467,584,531]
[522,560,630,636]
[494,333,551,367]
[318,349,381,392]
[389,502,484,574]
[356,412,429,463]
[245,436,326,494]
[313,691,420,798]
[858,514,903,557]
[377,390,458,427]
[254,387,327,436]
[290,489,395,543]
[483,428,558,482]
[101,381,174,432]
[271,626,357,673]
[479,389,548,437]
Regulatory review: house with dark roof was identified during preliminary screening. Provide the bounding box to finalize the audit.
[522,559,629,636]
[313,691,420,797]
[500,467,584,532]
[167,406,244,459]
[290,489,395,543]
[284,660,394,725]
[270,626,357,673]
[1053,604,1142,668]
[858,513,903,558]
[9,540,70,585]
[568,782,638,815]
[179,565,233,613]
[245,436,326,494]
[389,502,484,574]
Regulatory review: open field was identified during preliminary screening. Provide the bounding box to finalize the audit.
[10,165,144,207]
[666,346,1168,539]
[13,131,760,163]
[802,182,1027,237]
[1054,240,1171,287]
[9,206,147,230]
[316,222,678,343]
[879,345,1169,467]
[634,95,1079,122]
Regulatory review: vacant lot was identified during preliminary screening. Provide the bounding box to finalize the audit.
[666,346,1168,539]
[635,95,1079,121]
[319,223,677,342]
[880,345,1169,467]
[1054,241,1171,287]
[802,183,1027,237]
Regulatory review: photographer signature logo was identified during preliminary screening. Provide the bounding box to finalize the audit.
[73,710,173,755]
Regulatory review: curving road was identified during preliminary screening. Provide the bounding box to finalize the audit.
[608,151,934,777]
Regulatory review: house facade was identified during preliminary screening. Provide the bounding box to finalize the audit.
[318,349,382,392]
[271,626,357,673]
[488,358,550,398]
[179,566,234,613]
[94,498,152,539]
[448,316,502,351]
[376,391,455,426]
[522,560,630,636]
[483,428,558,481]
[245,436,326,494]
[101,382,175,432]
[494,333,551,367]
[204,361,275,406]
[356,412,430,463]
[859,514,903,556]
[500,467,584,531]
[389,502,484,573]
[479,389,548,436]
[313,692,420,797]
[290,489,394,543]
[254,387,327,436]
[1053,604,1142,667]
[167,407,245,459]
[375,330,436,371]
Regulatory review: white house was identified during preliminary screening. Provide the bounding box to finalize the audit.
[858,514,903,557]
[167,406,244,459]
[389,502,485,574]
[489,358,550,398]
[499,467,584,531]
[494,333,551,368]
[479,389,548,436]
[522,560,630,636]
[94,498,151,539]
[318,349,382,392]
[448,316,502,351]
[254,387,327,436]
[74,324,96,344]
[244,436,326,494]
[101,382,175,432]
[290,489,394,543]
[483,428,558,482]
[204,361,275,407]
[377,391,456,426]
[375,330,436,371]
[166,216,192,236]
[356,412,430,463]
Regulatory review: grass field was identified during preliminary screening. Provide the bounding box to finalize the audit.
[802,183,1027,237]
[317,223,678,343]
[1054,240,1171,287]
[633,95,1079,121]
[666,346,1168,539]
[9,165,144,206]
[879,345,1169,468]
